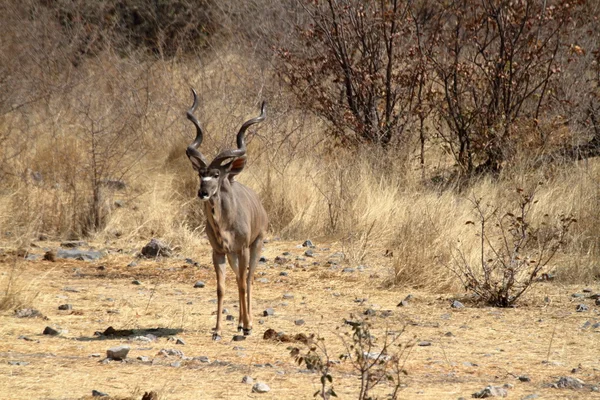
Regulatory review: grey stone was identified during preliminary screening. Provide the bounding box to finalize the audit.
[107,345,130,360]
[472,385,508,398]
[43,326,60,336]
[137,356,150,362]
[196,356,210,363]
[521,394,539,399]
[170,361,181,368]
[226,315,235,321]
[242,375,254,384]
[58,304,72,310]
[259,256,267,263]
[257,278,269,283]
[518,376,531,382]
[364,308,376,316]
[397,300,409,307]
[132,280,142,285]
[8,361,29,366]
[92,390,109,397]
[233,335,246,342]
[57,249,104,261]
[596,298,600,306]
[279,271,288,276]
[252,382,271,393]
[140,238,171,258]
[282,251,291,256]
[302,240,314,247]
[418,341,432,346]
[127,261,138,267]
[158,348,184,358]
[194,281,206,288]
[572,293,586,298]
[576,304,589,312]
[15,308,43,318]
[304,249,314,257]
[263,308,275,316]
[342,267,355,273]
[554,376,584,389]
[283,293,294,299]
[451,300,465,309]
[175,338,186,345]
[295,319,305,326]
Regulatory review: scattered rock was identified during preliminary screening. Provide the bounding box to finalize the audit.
[257,278,269,284]
[595,298,600,306]
[58,304,72,311]
[127,261,138,267]
[342,267,355,273]
[521,395,539,400]
[259,256,267,263]
[472,385,508,398]
[195,356,210,363]
[175,338,186,345]
[132,280,142,285]
[279,271,288,276]
[107,345,130,360]
[194,281,206,288]
[233,335,246,342]
[15,308,43,318]
[140,238,172,258]
[43,250,56,262]
[18,335,37,342]
[137,356,150,362]
[575,304,589,312]
[418,341,432,346]
[170,361,181,368]
[226,315,235,321]
[283,293,294,299]
[451,300,465,309]
[8,361,29,366]
[43,326,60,336]
[304,249,314,257]
[518,376,531,382]
[158,348,184,358]
[60,240,87,248]
[141,391,159,400]
[363,308,376,316]
[263,308,275,316]
[242,375,254,384]
[553,376,584,389]
[302,240,314,247]
[56,249,104,261]
[252,382,271,393]
[92,390,109,397]
[295,319,305,326]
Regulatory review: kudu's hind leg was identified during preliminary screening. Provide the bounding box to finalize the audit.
[237,248,251,335]
[244,234,263,336]
[212,252,227,341]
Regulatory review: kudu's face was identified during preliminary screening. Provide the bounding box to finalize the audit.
[193,157,245,201]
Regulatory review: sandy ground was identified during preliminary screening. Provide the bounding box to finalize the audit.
[0,239,599,400]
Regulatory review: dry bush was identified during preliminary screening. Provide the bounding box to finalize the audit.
[0,261,40,312]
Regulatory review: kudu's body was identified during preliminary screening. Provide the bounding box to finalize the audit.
[185,89,268,340]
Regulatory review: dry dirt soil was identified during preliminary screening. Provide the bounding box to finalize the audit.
[1,239,599,399]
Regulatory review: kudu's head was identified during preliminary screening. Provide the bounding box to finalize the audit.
[185,89,266,201]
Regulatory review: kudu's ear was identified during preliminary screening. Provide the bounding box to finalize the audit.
[187,153,206,172]
[225,156,247,181]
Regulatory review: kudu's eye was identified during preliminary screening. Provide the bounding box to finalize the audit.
[213,171,220,178]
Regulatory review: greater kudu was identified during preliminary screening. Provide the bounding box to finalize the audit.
[185,89,268,340]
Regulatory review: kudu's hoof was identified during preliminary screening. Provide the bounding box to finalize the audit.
[237,325,243,332]
[243,328,252,336]
[212,333,222,341]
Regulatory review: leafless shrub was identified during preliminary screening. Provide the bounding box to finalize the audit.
[450,186,576,307]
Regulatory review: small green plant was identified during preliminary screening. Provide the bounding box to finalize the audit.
[451,186,575,307]
[290,316,410,399]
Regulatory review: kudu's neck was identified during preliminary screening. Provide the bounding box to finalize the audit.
[204,182,237,249]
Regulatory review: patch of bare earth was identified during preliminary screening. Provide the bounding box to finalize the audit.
[1,240,599,399]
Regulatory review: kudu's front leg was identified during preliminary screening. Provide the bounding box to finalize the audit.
[212,251,227,341]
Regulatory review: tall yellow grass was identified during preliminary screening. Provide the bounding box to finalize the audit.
[0,51,598,291]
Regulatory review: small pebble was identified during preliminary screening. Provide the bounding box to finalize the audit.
[576,304,589,312]
[242,375,254,384]
[58,304,72,311]
[294,319,305,326]
[43,326,60,336]
[92,390,109,397]
[263,308,275,316]
[226,315,235,321]
[194,281,206,288]
[252,382,271,393]
[451,300,465,309]
[131,280,142,285]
